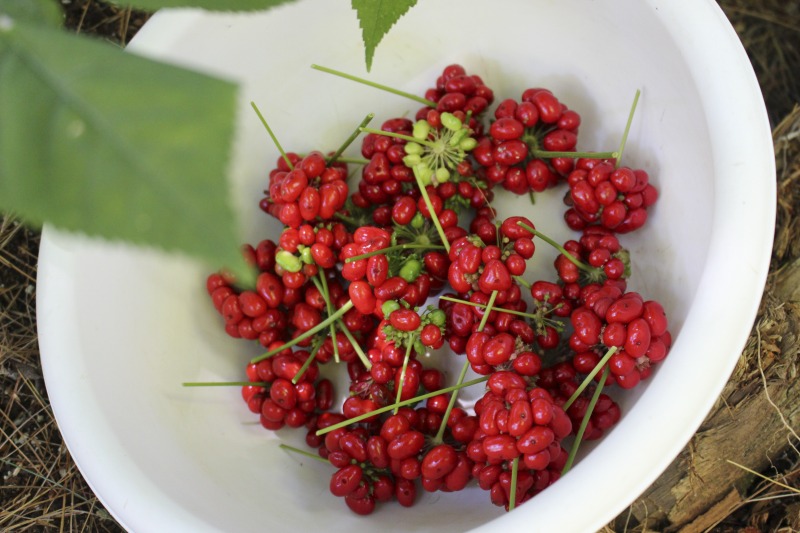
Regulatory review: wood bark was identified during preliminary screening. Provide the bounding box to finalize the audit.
[609,267,800,532]
[609,109,800,532]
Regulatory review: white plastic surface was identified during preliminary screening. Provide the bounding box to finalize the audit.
[37,1,774,532]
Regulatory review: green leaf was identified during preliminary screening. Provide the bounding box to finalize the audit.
[0,0,63,27]
[111,0,296,11]
[0,22,247,275]
[352,0,416,71]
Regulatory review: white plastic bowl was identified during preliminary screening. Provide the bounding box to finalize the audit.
[37,1,774,531]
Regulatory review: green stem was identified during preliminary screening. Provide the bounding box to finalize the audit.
[312,274,340,364]
[531,150,617,160]
[345,243,446,263]
[563,346,618,411]
[562,366,610,475]
[477,290,498,332]
[314,271,370,369]
[339,321,372,370]
[431,290,495,443]
[280,443,330,464]
[316,375,489,436]
[517,221,594,273]
[360,126,436,148]
[250,300,354,363]
[250,101,294,170]
[327,112,375,165]
[615,89,641,168]
[330,156,370,165]
[509,456,520,511]
[334,212,360,226]
[513,275,532,290]
[182,381,268,387]
[440,295,539,320]
[311,64,436,107]
[298,153,370,166]
[413,167,451,253]
[292,342,322,385]
[432,360,470,445]
[394,340,415,414]
[319,274,341,364]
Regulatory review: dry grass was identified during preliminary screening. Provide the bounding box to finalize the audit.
[63,0,151,47]
[0,0,798,532]
[0,218,123,531]
[719,0,800,128]
[772,106,800,264]
[0,2,148,531]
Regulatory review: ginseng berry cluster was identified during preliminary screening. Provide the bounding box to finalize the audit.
[197,63,668,515]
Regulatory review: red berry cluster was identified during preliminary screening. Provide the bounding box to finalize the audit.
[564,158,658,233]
[469,373,572,509]
[569,288,671,389]
[473,89,580,194]
[200,64,671,516]
[342,226,436,315]
[355,118,417,211]
[448,214,536,297]
[318,405,476,514]
[260,151,349,229]
[242,351,334,431]
[346,306,447,413]
[537,365,621,442]
[415,64,494,128]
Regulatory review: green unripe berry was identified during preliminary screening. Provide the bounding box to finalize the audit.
[276,250,302,273]
[413,120,431,141]
[414,163,433,186]
[459,137,478,151]
[440,112,462,132]
[414,339,426,355]
[382,300,402,318]
[399,258,422,283]
[403,154,422,167]
[449,128,468,147]
[435,167,450,183]
[404,142,424,155]
[428,309,446,327]
[410,212,425,229]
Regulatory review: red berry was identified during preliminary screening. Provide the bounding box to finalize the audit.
[490,118,524,141]
[421,444,458,480]
[478,259,512,293]
[388,430,425,460]
[330,465,363,497]
[348,281,376,315]
[389,308,421,332]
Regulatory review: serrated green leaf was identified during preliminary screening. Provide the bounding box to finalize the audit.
[111,0,295,11]
[0,0,63,27]
[352,0,416,71]
[0,22,247,274]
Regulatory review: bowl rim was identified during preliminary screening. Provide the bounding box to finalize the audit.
[37,1,775,532]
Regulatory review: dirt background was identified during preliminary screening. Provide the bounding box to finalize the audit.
[0,1,798,531]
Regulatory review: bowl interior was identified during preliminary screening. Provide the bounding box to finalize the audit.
[37,1,773,532]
